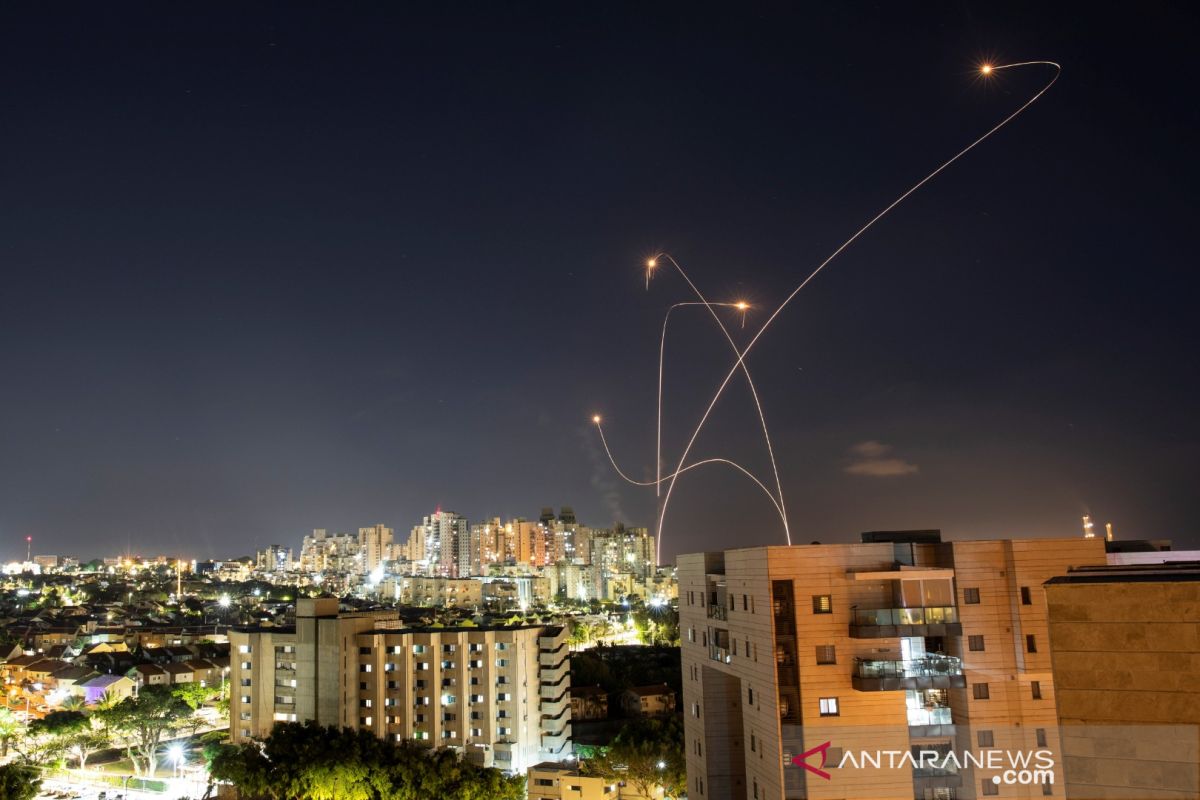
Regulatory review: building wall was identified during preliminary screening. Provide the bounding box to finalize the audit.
[230,606,570,773]
[1046,575,1200,799]
[679,538,1107,800]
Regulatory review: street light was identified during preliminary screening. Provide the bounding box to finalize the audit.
[168,742,184,778]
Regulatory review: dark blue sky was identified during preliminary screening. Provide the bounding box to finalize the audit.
[2,3,1197,561]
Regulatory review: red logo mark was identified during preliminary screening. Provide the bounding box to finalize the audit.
[792,740,833,780]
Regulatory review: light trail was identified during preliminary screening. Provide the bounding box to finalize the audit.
[648,255,791,560]
[654,61,1061,559]
[593,417,786,521]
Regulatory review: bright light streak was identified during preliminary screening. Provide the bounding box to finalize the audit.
[649,253,790,563]
[654,61,1061,560]
[594,419,785,522]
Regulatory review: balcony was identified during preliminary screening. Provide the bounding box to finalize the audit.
[706,604,727,621]
[848,606,962,639]
[907,704,954,738]
[708,645,731,664]
[851,656,965,692]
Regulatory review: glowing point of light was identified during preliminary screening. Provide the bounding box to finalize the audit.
[169,743,184,762]
[657,760,666,770]
[646,258,657,268]
[218,594,231,608]
[591,414,601,424]
[981,64,993,75]
[735,301,749,310]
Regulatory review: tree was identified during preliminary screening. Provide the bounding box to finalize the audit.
[60,694,88,712]
[30,710,108,770]
[207,721,524,800]
[174,681,215,735]
[91,688,123,711]
[0,763,41,800]
[0,707,19,758]
[585,717,686,799]
[99,684,189,777]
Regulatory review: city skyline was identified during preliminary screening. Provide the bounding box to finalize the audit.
[3,4,1198,561]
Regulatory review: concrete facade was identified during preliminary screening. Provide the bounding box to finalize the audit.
[1046,564,1200,799]
[678,535,1107,800]
[229,597,571,773]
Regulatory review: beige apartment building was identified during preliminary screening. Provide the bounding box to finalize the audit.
[1045,563,1200,799]
[678,533,1107,800]
[229,598,572,773]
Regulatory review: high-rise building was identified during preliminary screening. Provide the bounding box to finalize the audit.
[358,524,395,576]
[229,598,571,772]
[255,544,293,574]
[298,529,360,575]
[677,533,1107,800]
[407,511,470,577]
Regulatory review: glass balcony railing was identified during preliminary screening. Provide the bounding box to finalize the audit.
[851,606,958,626]
[907,705,953,726]
[709,645,732,664]
[707,605,728,621]
[853,655,963,679]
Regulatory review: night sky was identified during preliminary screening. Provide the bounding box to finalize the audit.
[3,3,1197,562]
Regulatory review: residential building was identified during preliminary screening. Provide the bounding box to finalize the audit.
[358,524,395,576]
[255,544,293,574]
[527,762,621,800]
[621,683,676,718]
[1045,563,1200,799]
[570,685,609,721]
[678,533,1107,800]
[229,598,572,773]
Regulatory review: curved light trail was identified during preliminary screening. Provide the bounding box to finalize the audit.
[593,418,786,522]
[652,61,1061,560]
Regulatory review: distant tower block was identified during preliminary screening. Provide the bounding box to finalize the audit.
[1105,522,1114,542]
[1082,515,1096,539]
[26,535,31,562]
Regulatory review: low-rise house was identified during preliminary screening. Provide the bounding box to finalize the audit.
[48,664,98,695]
[77,674,135,705]
[163,662,194,684]
[527,762,659,799]
[128,663,170,690]
[570,685,609,721]
[619,684,676,718]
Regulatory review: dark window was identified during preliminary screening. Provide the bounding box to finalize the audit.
[977,729,995,747]
[816,645,837,665]
[963,588,981,604]
[1026,634,1038,653]
[1021,586,1033,605]
[358,647,372,655]
[983,779,999,796]
[1032,681,1043,700]
[812,595,832,614]
[973,683,990,700]
[743,594,748,611]
[747,687,754,705]
[1036,728,1048,747]
[968,635,985,651]
[1042,778,1053,795]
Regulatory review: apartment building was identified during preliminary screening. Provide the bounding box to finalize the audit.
[229,598,571,773]
[1045,563,1200,799]
[678,533,1106,800]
